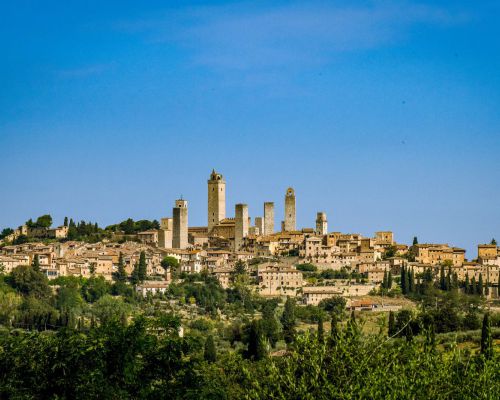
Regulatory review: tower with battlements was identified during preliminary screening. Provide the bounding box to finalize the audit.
[284,188,296,231]
[208,170,226,233]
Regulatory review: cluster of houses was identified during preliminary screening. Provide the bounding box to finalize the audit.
[1,170,499,307]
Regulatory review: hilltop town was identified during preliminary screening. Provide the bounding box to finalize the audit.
[1,169,499,308]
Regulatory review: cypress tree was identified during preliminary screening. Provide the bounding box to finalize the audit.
[247,320,267,360]
[281,297,296,344]
[480,313,493,360]
[347,311,358,338]
[452,272,458,290]
[471,276,477,295]
[131,263,140,285]
[404,268,411,294]
[478,273,483,296]
[32,254,40,272]
[63,217,68,227]
[138,251,147,282]
[413,237,418,245]
[485,278,489,296]
[446,267,452,291]
[465,274,470,294]
[409,268,415,293]
[387,270,393,289]
[330,314,339,342]
[439,265,446,291]
[382,270,388,290]
[401,266,407,294]
[204,335,217,363]
[116,252,127,282]
[388,311,396,337]
[317,315,324,342]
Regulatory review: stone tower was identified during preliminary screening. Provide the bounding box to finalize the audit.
[173,199,188,249]
[254,217,264,236]
[234,204,249,251]
[207,169,226,233]
[158,217,173,248]
[264,202,274,235]
[315,212,328,236]
[284,188,296,232]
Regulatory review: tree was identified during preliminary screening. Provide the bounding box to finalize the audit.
[330,314,339,343]
[478,273,483,296]
[317,315,324,342]
[387,271,393,289]
[401,266,407,294]
[246,319,268,360]
[63,217,68,227]
[491,238,497,245]
[115,252,127,282]
[92,294,132,325]
[204,335,217,363]
[0,227,14,239]
[261,300,280,348]
[138,251,147,282]
[347,311,359,338]
[122,218,135,234]
[9,265,51,299]
[480,313,493,360]
[35,214,52,228]
[382,270,388,289]
[413,236,418,245]
[281,297,296,344]
[318,296,346,315]
[161,256,179,271]
[0,291,22,327]
[32,255,40,272]
[409,268,415,293]
[439,265,446,291]
[131,263,140,285]
[471,276,477,296]
[388,311,396,337]
[465,274,470,294]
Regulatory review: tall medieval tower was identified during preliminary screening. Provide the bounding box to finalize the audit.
[284,187,296,231]
[207,169,226,233]
[173,199,188,249]
[234,203,249,251]
[315,212,328,235]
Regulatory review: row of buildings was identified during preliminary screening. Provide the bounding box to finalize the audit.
[1,169,499,304]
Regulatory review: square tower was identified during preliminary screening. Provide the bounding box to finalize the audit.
[208,170,226,233]
[235,203,249,251]
[264,202,274,235]
[315,212,328,236]
[159,217,173,248]
[173,199,188,249]
[284,188,296,232]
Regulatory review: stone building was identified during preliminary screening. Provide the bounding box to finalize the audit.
[158,217,173,248]
[315,212,328,235]
[207,170,226,233]
[414,244,465,266]
[264,202,275,235]
[258,263,303,297]
[254,217,264,236]
[234,204,249,251]
[173,199,188,249]
[284,188,296,232]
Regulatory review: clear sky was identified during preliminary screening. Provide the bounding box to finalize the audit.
[1,1,499,257]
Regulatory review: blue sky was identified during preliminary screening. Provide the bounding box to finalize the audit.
[1,1,499,257]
